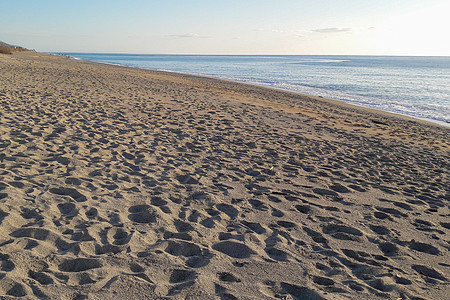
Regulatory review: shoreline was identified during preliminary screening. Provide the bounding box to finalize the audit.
[0,51,449,299]
[60,52,450,129]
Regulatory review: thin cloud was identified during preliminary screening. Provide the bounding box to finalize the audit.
[255,28,285,33]
[312,27,352,34]
[168,33,210,39]
[295,29,311,38]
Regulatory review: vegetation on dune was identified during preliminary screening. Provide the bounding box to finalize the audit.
[0,43,28,54]
[0,45,13,54]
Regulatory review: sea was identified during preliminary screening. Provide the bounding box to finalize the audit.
[58,53,450,126]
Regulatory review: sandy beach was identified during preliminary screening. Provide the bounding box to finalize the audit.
[0,51,448,299]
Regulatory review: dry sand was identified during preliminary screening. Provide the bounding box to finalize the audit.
[0,51,448,299]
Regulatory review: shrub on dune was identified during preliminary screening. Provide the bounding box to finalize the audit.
[0,45,13,54]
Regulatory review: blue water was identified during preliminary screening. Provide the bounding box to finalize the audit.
[59,53,450,125]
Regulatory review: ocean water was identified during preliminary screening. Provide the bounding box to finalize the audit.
[60,53,450,125]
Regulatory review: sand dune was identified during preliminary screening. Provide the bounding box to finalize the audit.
[0,51,448,299]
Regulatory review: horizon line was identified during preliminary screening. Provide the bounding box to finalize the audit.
[48,51,450,58]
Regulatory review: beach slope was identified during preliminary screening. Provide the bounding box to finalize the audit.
[0,52,448,299]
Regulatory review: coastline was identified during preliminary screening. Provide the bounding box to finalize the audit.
[60,52,450,128]
[0,51,449,299]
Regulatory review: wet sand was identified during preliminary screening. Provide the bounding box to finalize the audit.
[0,51,449,299]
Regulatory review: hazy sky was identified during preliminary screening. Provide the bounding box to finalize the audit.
[1,0,449,55]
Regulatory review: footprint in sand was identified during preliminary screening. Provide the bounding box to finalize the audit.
[169,269,197,284]
[28,270,54,285]
[49,187,87,202]
[212,241,255,259]
[369,224,390,235]
[85,207,98,219]
[58,258,102,273]
[278,282,327,300]
[0,254,15,272]
[107,227,133,245]
[1,280,28,297]
[378,242,399,256]
[322,224,364,241]
[265,247,290,262]
[313,275,335,286]
[128,205,157,223]
[218,272,241,283]
[216,203,238,219]
[408,240,440,255]
[57,203,77,215]
[163,239,192,254]
[241,221,266,234]
[412,265,447,282]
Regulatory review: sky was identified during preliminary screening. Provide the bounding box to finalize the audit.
[1,0,449,55]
